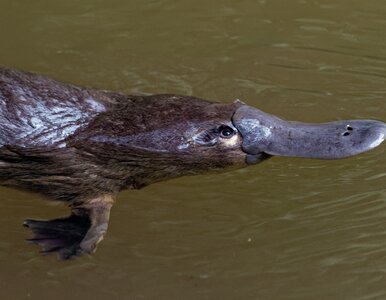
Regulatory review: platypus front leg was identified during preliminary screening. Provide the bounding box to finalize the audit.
[23,195,114,260]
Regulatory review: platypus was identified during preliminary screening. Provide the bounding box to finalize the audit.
[0,68,385,259]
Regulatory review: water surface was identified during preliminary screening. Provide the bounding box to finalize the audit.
[0,1,385,299]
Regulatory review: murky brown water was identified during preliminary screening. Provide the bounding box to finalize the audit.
[0,0,386,299]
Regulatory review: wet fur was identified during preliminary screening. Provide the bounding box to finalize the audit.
[0,68,245,203]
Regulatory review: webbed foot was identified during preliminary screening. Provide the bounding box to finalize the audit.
[24,195,114,260]
[24,213,91,260]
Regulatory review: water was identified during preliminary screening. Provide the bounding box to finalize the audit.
[0,0,385,299]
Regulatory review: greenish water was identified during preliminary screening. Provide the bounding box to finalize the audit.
[0,0,386,299]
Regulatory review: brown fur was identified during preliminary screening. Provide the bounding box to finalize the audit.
[0,68,248,258]
[0,69,246,203]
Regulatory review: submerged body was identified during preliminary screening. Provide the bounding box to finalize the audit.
[0,68,384,259]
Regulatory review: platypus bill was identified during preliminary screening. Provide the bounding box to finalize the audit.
[0,68,384,259]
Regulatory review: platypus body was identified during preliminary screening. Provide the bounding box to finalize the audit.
[0,68,384,259]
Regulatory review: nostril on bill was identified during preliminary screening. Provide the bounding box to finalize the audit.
[342,125,354,136]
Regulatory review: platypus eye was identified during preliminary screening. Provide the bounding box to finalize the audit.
[192,125,236,146]
[219,125,235,138]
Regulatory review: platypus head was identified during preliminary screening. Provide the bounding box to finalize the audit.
[132,96,385,175]
[74,95,385,187]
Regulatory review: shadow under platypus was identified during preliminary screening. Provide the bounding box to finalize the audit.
[0,68,385,259]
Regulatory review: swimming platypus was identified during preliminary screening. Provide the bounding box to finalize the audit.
[0,68,385,259]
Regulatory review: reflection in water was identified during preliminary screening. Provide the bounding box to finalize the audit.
[0,0,386,299]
